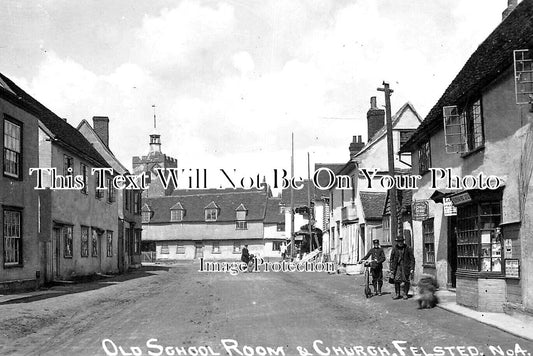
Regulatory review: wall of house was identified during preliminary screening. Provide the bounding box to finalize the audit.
[0,98,40,290]
[47,143,118,279]
[144,220,264,241]
[155,240,264,260]
[263,224,284,258]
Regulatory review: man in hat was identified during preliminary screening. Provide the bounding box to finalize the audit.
[389,235,415,300]
[358,239,386,296]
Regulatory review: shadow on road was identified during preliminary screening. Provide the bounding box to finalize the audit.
[0,265,171,305]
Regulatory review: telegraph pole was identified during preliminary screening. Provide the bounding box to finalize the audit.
[377,82,398,241]
[290,133,295,258]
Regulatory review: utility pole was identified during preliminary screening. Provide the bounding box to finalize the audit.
[307,152,313,252]
[377,82,398,242]
[290,133,295,258]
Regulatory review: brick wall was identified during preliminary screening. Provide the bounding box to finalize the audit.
[457,277,478,309]
[478,279,506,312]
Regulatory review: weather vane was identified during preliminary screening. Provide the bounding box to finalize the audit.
[152,104,157,129]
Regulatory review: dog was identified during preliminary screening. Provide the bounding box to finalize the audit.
[415,274,439,309]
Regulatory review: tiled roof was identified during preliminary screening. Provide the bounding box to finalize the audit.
[384,189,413,215]
[360,192,387,220]
[280,180,314,206]
[0,73,109,167]
[264,197,284,224]
[145,189,268,223]
[400,0,533,152]
[314,163,345,192]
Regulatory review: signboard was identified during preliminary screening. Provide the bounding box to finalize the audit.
[504,239,513,259]
[412,201,429,221]
[505,259,520,279]
[443,198,457,216]
[449,192,472,206]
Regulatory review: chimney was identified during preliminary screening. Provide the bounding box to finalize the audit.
[502,0,518,21]
[367,96,385,142]
[92,116,110,147]
[349,135,365,160]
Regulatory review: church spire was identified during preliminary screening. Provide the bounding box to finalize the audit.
[149,104,161,154]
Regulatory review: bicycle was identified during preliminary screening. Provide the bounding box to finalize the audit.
[362,261,373,298]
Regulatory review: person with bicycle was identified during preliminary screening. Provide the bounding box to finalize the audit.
[358,239,386,296]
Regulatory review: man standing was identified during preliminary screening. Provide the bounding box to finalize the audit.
[389,236,415,300]
[280,242,287,260]
[241,244,250,264]
[359,239,386,296]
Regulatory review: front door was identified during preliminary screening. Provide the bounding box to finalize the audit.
[52,228,60,279]
[448,216,458,288]
[195,243,203,259]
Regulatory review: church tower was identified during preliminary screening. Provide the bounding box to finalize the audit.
[132,106,178,197]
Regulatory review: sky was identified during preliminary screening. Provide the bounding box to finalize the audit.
[0,0,510,187]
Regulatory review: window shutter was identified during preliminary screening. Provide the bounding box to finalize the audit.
[443,106,467,153]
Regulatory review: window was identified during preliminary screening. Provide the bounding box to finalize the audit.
[399,130,415,147]
[236,221,247,230]
[382,216,391,244]
[277,223,285,232]
[95,171,104,199]
[107,231,113,257]
[212,241,220,254]
[134,229,141,254]
[3,118,22,178]
[272,241,282,251]
[125,228,131,255]
[134,192,141,214]
[161,242,169,254]
[176,243,185,254]
[457,201,502,272]
[513,49,533,104]
[422,218,435,266]
[205,209,217,222]
[3,209,21,265]
[465,100,484,151]
[125,190,130,211]
[443,101,484,154]
[92,229,98,257]
[64,155,74,176]
[171,209,184,222]
[142,211,151,223]
[418,141,431,174]
[107,176,115,203]
[233,242,241,254]
[80,163,88,194]
[63,225,73,258]
[81,226,89,257]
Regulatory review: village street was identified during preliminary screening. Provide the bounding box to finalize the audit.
[0,263,531,356]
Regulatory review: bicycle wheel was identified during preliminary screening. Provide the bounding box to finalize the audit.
[364,268,372,298]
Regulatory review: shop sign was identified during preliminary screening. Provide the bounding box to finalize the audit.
[505,259,520,279]
[504,239,513,259]
[443,198,457,216]
[412,201,429,221]
[450,192,472,205]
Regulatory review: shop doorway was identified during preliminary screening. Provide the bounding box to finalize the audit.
[447,216,458,288]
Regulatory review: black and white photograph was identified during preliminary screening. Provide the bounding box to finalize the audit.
[1,0,533,355]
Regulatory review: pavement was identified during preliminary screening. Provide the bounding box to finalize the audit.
[436,290,533,341]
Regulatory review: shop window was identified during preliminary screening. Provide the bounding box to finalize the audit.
[422,218,435,266]
[418,141,431,174]
[81,226,89,257]
[3,209,22,265]
[3,117,22,179]
[212,241,220,254]
[457,201,501,272]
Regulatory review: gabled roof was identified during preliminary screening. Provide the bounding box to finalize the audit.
[360,192,387,221]
[235,203,247,211]
[356,102,422,157]
[401,0,533,152]
[170,202,184,210]
[0,72,109,167]
[141,203,152,212]
[77,119,129,174]
[264,197,284,224]
[145,190,268,223]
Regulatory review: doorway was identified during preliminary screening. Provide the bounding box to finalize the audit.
[447,216,458,288]
[52,228,61,280]
[194,243,204,259]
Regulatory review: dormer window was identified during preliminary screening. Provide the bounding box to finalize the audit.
[141,204,153,223]
[170,202,185,222]
[205,201,219,222]
[235,203,248,230]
